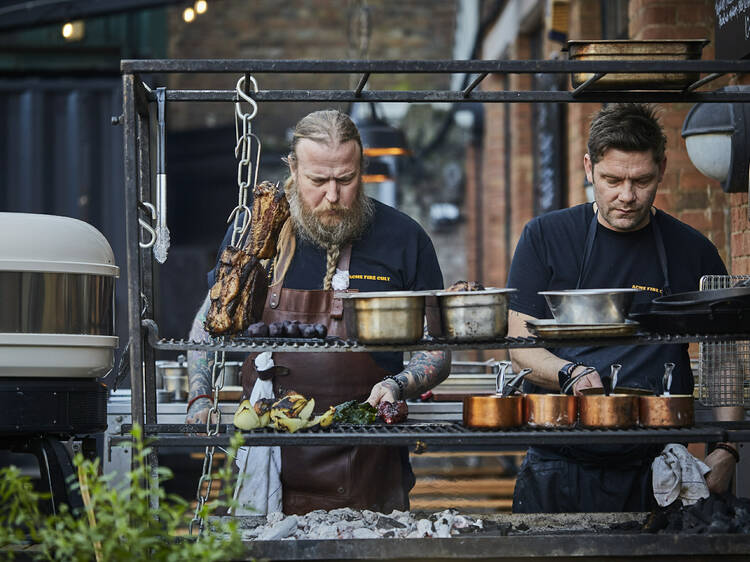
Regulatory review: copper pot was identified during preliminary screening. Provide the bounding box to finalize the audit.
[638,395,694,428]
[578,394,639,428]
[463,362,527,429]
[463,394,524,429]
[524,394,578,428]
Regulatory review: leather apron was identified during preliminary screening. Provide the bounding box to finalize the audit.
[240,243,411,515]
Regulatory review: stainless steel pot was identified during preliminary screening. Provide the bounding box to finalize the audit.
[340,291,426,343]
[157,358,188,401]
[429,288,517,341]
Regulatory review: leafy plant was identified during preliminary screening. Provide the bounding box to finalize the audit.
[0,426,248,561]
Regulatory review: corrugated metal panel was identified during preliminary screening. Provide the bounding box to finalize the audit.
[0,78,128,372]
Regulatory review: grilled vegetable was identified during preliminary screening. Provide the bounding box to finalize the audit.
[233,399,261,430]
[377,400,409,424]
[333,400,377,425]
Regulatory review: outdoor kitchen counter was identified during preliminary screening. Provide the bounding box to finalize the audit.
[213,512,750,561]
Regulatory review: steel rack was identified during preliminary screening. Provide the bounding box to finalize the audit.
[121,58,750,445]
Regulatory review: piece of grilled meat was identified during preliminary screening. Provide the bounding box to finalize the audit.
[250,181,290,259]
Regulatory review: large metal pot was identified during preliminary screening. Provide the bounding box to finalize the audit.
[579,394,639,428]
[157,359,189,402]
[340,291,425,343]
[429,288,517,341]
[638,395,694,428]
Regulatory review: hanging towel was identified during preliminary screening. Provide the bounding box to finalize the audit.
[652,443,711,507]
[231,352,282,515]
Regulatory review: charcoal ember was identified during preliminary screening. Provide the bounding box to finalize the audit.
[268,321,284,337]
[376,400,408,424]
[246,321,269,337]
[376,515,406,529]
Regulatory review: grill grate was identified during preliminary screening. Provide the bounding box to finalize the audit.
[699,275,750,407]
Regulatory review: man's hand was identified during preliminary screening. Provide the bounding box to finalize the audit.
[365,380,400,408]
[704,447,737,494]
[570,367,603,396]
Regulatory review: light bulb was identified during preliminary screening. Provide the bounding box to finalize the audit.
[195,0,208,14]
[62,22,73,38]
[183,7,195,22]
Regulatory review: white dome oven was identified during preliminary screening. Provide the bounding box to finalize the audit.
[0,213,118,435]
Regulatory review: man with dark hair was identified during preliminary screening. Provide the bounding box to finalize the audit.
[186,109,450,515]
[507,103,737,513]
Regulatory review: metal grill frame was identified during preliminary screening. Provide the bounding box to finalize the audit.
[122,58,750,448]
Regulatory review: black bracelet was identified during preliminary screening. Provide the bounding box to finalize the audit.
[714,443,740,463]
[383,375,405,400]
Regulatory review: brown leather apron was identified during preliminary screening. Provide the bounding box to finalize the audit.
[240,244,412,515]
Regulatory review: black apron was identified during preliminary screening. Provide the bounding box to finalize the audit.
[514,208,668,514]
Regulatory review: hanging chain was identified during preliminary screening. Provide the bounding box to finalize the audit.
[228,75,261,247]
[189,75,261,535]
[189,349,226,535]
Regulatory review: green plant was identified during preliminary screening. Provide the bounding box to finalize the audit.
[0,426,247,561]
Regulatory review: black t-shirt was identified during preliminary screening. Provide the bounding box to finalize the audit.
[507,203,727,395]
[207,198,444,373]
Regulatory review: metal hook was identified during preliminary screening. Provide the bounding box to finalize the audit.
[139,202,157,248]
[235,75,259,120]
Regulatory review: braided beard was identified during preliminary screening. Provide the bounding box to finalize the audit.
[286,179,374,249]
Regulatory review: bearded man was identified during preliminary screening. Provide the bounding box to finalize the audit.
[186,109,450,515]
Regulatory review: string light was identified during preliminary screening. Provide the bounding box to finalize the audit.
[183,6,195,22]
[61,20,85,41]
[195,0,208,14]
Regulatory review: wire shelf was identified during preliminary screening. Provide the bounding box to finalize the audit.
[699,275,750,408]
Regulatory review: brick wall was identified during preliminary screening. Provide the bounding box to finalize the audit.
[165,0,458,147]
[629,0,731,269]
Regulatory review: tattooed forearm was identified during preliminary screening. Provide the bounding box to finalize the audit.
[395,350,451,399]
[187,294,214,406]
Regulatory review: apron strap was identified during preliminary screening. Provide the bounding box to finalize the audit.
[650,211,671,296]
[576,207,599,290]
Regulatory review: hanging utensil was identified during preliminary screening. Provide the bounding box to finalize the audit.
[153,87,170,263]
[662,362,675,396]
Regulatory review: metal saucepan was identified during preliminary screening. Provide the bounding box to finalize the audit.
[523,367,594,428]
[463,363,529,429]
[639,363,694,428]
[578,364,639,428]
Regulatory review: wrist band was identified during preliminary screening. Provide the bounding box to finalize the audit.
[383,375,405,400]
[714,443,740,463]
[187,394,212,412]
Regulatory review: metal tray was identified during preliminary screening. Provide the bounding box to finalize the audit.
[526,319,639,339]
[566,39,708,90]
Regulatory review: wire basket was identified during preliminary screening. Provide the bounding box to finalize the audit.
[698,275,750,407]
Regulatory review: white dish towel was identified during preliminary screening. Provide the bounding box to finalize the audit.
[652,443,711,507]
[231,352,282,515]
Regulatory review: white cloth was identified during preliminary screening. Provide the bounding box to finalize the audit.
[231,352,282,515]
[331,268,349,291]
[652,443,711,507]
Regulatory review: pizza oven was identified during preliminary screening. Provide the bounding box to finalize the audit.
[0,212,118,435]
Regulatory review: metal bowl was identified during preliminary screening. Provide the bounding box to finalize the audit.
[340,291,426,343]
[539,288,639,325]
[429,288,517,341]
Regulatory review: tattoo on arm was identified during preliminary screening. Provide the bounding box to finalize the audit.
[187,295,214,403]
[396,350,451,398]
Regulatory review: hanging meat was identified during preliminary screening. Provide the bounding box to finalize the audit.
[205,181,290,336]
